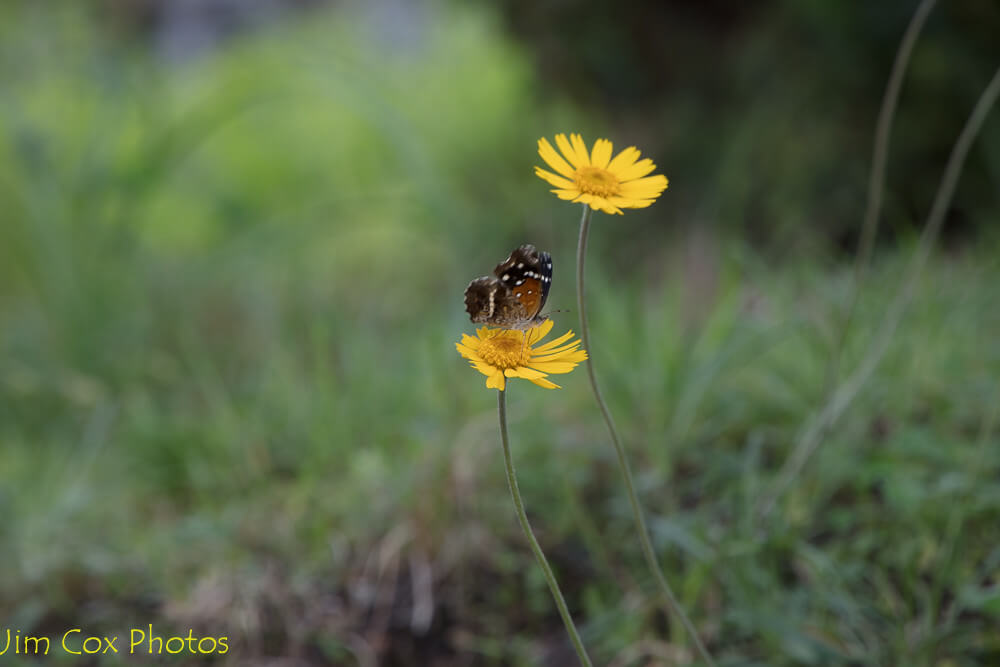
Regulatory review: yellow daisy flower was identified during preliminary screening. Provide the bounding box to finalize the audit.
[455,319,588,391]
[535,133,669,215]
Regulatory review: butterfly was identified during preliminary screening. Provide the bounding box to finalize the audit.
[464,244,553,329]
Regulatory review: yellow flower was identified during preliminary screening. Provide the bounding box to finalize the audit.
[455,319,588,391]
[535,133,669,215]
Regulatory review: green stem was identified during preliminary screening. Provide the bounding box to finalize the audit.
[824,0,937,411]
[497,388,593,667]
[757,61,1000,520]
[854,0,937,290]
[761,0,937,524]
[576,205,715,666]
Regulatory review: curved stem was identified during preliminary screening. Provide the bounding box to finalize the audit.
[758,62,1000,520]
[497,388,593,667]
[855,0,937,287]
[825,0,937,394]
[767,0,937,522]
[576,205,715,666]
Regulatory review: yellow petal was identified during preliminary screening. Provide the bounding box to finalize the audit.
[537,137,576,178]
[526,319,555,345]
[616,188,665,201]
[616,158,657,181]
[553,188,581,201]
[486,369,506,391]
[610,195,659,209]
[531,330,575,353]
[470,360,498,376]
[555,133,583,169]
[616,189,665,204]
[477,326,500,339]
[528,360,582,373]
[619,175,669,194]
[529,377,560,389]
[506,367,547,380]
[533,349,588,364]
[607,146,641,173]
[459,334,483,349]
[570,133,593,167]
[530,348,587,365]
[534,167,574,189]
[455,344,481,362]
[589,198,623,215]
[590,138,613,169]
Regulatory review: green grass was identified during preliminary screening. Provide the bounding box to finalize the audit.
[1,3,999,666]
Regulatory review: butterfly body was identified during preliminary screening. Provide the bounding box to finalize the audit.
[464,244,553,329]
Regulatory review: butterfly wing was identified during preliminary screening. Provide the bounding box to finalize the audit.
[464,276,498,324]
[494,245,553,321]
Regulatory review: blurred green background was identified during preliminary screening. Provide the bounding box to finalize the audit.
[1,0,998,665]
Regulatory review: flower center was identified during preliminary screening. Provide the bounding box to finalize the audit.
[574,166,621,197]
[478,333,528,370]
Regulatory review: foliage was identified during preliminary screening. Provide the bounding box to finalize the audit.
[1,2,998,665]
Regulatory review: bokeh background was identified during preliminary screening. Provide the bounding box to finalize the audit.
[1,0,999,665]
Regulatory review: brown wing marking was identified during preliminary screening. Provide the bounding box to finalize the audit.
[464,277,498,323]
[510,276,543,319]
